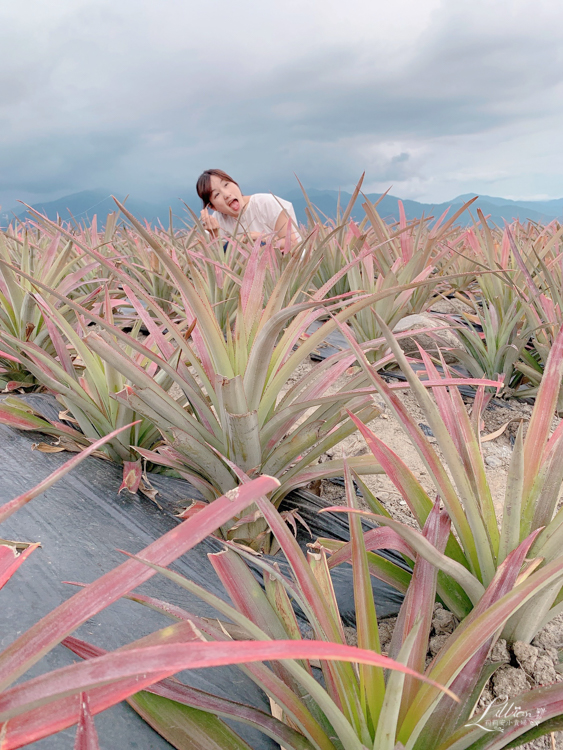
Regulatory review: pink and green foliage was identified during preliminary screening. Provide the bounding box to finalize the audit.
[88,203,482,504]
[446,213,523,310]
[0,264,497,550]
[508,221,563,406]
[441,214,563,405]
[444,292,532,396]
[10,204,403,509]
[298,175,370,298]
[1,322,563,749]
[308,178,473,297]
[2,202,482,553]
[5,192,563,749]
[306,182,478,361]
[0,226,102,389]
[3,200,477,520]
[183,204,322,331]
[316,486,563,748]
[45,476,563,750]
[0,289,165,489]
[0,396,89,445]
[335,311,563,641]
[343,196,478,360]
[0,436,459,750]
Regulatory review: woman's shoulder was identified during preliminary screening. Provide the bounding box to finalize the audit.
[250,193,291,205]
[248,193,294,215]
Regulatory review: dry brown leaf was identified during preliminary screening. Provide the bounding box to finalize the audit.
[139,478,162,508]
[0,538,41,552]
[183,317,197,341]
[57,436,85,453]
[25,322,35,341]
[482,418,524,442]
[57,410,80,425]
[31,442,66,453]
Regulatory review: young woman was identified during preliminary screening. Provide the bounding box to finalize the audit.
[196,169,301,249]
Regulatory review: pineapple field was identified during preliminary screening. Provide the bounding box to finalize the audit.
[2,188,563,749]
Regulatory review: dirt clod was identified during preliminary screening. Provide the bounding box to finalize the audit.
[492,665,531,698]
[513,641,540,674]
[485,455,502,468]
[514,640,560,686]
[490,639,511,662]
[378,617,397,652]
[343,626,358,647]
[432,604,457,635]
[532,614,563,651]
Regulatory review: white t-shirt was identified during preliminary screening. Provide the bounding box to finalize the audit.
[214,194,301,240]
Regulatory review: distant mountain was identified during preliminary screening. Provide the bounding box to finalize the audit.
[2,187,562,230]
[454,193,563,215]
[0,190,199,228]
[284,189,563,227]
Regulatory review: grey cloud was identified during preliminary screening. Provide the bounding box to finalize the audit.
[220,34,561,144]
[0,130,141,193]
[1,0,563,207]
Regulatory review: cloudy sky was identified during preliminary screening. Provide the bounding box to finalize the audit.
[1,0,562,211]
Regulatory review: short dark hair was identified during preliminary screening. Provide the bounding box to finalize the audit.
[196,169,239,209]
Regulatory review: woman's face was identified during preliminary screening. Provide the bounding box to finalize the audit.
[209,175,244,216]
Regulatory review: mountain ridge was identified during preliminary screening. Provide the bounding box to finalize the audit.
[2,187,562,228]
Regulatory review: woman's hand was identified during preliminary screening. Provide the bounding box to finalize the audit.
[200,209,219,236]
[239,231,263,245]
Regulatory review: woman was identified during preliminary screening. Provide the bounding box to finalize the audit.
[196,169,301,249]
